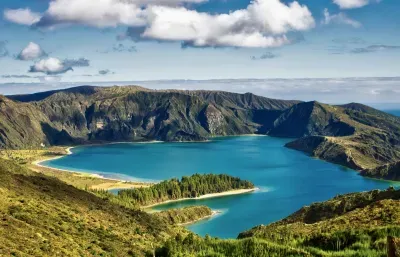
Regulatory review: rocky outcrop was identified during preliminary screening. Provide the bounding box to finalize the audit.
[361,161,400,181]
[201,104,226,135]
[285,136,361,170]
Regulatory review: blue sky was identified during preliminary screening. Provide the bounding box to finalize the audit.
[0,0,399,104]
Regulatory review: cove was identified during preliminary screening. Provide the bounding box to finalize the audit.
[42,136,395,239]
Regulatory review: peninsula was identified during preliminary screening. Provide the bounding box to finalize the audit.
[117,173,256,207]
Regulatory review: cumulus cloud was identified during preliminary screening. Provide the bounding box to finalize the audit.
[140,1,315,48]
[322,9,361,28]
[35,0,207,28]
[34,0,147,28]
[8,0,315,48]
[29,57,73,75]
[351,45,400,54]
[3,8,42,25]
[333,0,380,9]
[99,69,115,75]
[251,52,279,60]
[0,41,9,58]
[17,42,46,61]
[29,57,90,75]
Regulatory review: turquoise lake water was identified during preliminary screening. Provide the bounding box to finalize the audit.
[43,136,396,239]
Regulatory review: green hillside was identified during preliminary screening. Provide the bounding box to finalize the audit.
[0,158,182,257]
[1,156,399,256]
[157,188,400,257]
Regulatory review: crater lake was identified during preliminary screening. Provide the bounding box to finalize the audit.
[42,136,395,238]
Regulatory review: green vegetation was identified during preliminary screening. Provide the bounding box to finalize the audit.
[156,227,400,256]
[0,158,184,257]
[152,206,213,225]
[156,235,312,257]
[0,147,67,165]
[361,161,400,181]
[283,102,400,172]
[0,147,149,190]
[1,155,400,256]
[2,85,400,255]
[118,174,255,206]
[272,187,400,225]
[156,188,400,257]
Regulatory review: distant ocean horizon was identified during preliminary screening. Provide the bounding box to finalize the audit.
[0,77,399,109]
[385,109,400,117]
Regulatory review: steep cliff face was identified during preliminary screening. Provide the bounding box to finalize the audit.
[268,101,356,138]
[0,96,64,148]
[361,161,400,181]
[2,86,296,147]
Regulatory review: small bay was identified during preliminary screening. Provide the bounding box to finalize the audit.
[43,136,395,238]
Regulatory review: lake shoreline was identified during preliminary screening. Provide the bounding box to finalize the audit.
[32,135,268,187]
[143,188,259,209]
[177,210,223,226]
[31,146,152,190]
[32,146,120,181]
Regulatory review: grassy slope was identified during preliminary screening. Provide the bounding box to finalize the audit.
[0,147,149,190]
[285,102,400,171]
[360,161,400,181]
[156,188,400,257]
[237,188,400,256]
[0,158,183,257]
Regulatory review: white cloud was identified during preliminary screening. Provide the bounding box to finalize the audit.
[333,0,380,9]
[322,9,361,28]
[29,57,73,75]
[40,0,147,28]
[3,8,42,25]
[17,42,46,61]
[142,0,315,48]
[7,0,315,48]
[34,0,208,28]
[29,57,91,75]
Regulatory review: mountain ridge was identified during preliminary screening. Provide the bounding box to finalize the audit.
[2,85,400,180]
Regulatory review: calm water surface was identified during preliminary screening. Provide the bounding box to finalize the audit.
[44,136,396,238]
[385,109,400,117]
